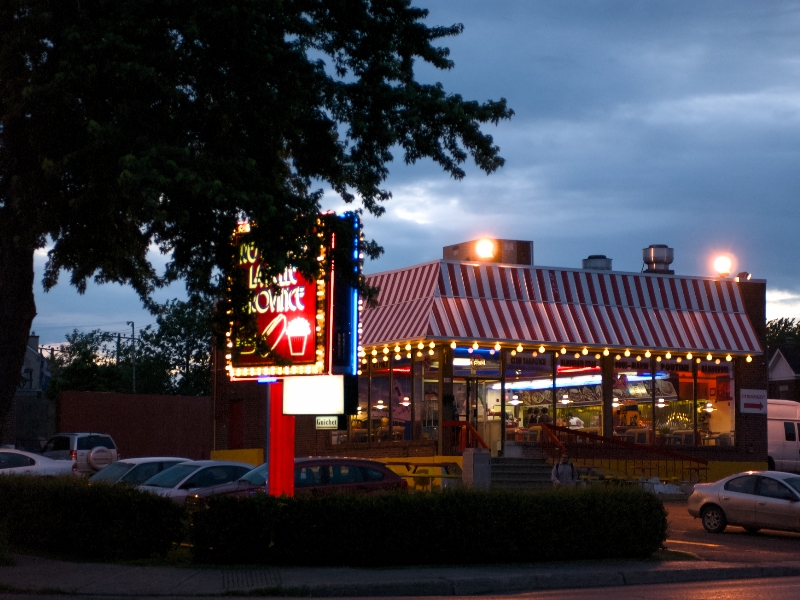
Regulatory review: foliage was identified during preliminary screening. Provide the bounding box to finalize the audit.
[0,0,511,436]
[766,317,800,355]
[47,297,212,397]
[191,487,668,565]
[0,476,185,561]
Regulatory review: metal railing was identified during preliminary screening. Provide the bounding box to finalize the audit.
[441,420,489,454]
[535,424,709,483]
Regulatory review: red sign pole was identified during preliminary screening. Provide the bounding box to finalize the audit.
[267,380,295,496]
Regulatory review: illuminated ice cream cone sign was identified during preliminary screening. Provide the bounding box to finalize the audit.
[227,212,362,381]
[287,317,312,356]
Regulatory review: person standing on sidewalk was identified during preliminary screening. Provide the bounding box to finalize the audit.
[551,453,577,487]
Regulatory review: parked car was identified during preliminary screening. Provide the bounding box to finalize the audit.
[42,433,118,475]
[138,460,254,504]
[185,463,269,511]
[767,399,800,472]
[688,470,800,534]
[89,457,190,486]
[294,457,408,495]
[0,448,78,476]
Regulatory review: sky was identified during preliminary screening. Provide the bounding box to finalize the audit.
[32,1,800,346]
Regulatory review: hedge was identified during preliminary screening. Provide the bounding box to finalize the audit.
[191,487,667,565]
[0,476,185,561]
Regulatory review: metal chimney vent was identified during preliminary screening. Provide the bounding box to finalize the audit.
[643,244,674,274]
[582,255,612,270]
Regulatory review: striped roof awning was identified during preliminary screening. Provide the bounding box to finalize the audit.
[361,261,763,355]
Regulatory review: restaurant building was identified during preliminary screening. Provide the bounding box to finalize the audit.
[215,238,769,482]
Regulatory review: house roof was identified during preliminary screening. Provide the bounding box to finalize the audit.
[361,260,763,355]
[770,346,800,377]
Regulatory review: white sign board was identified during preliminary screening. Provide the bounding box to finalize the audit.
[740,389,767,414]
[315,416,339,430]
[283,375,344,415]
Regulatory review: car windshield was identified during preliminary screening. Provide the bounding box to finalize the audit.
[141,464,199,488]
[239,464,268,486]
[89,462,133,482]
[783,477,800,494]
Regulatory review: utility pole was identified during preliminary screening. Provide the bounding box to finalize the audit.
[126,321,136,393]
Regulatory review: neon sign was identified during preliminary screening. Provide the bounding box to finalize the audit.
[227,212,361,382]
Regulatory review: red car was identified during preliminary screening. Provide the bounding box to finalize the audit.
[294,457,408,495]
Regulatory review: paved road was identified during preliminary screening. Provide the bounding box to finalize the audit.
[663,501,800,563]
[5,576,796,600]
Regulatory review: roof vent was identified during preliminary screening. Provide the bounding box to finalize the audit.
[643,244,674,275]
[582,255,612,270]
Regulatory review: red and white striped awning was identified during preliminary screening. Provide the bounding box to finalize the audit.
[361,261,763,355]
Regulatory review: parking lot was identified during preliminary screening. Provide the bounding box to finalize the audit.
[664,501,800,563]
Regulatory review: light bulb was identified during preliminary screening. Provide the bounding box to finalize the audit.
[645,350,651,358]
[517,344,523,352]
[686,353,693,360]
[494,342,501,351]
[665,352,671,359]
[450,341,456,349]
[472,342,479,350]
[725,354,732,362]
[560,347,567,355]
[624,349,631,357]
[603,349,609,356]
[418,342,424,350]
[746,355,752,363]
[707,353,712,361]
[539,345,546,353]
[581,347,588,355]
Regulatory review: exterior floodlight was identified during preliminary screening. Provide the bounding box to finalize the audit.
[714,256,732,277]
[475,239,495,258]
[737,271,752,281]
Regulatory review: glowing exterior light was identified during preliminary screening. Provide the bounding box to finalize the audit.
[517,344,524,353]
[644,350,651,358]
[539,345,546,353]
[656,356,662,362]
[686,353,693,360]
[560,347,567,355]
[371,349,377,356]
[615,354,621,360]
[450,341,456,349]
[475,239,495,259]
[405,343,411,351]
[581,347,588,355]
[603,349,610,357]
[706,353,712,361]
[429,342,435,349]
[726,354,732,362]
[383,347,389,354]
[418,342,425,350]
[494,342,501,351]
[714,256,732,277]
[574,353,580,358]
[665,352,672,359]
[635,356,641,361]
[624,349,631,357]
[746,355,752,363]
[595,354,601,359]
[472,342,479,350]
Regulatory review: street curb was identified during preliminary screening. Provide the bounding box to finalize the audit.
[230,565,800,597]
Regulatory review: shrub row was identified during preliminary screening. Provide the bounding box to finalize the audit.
[191,487,667,565]
[0,476,185,561]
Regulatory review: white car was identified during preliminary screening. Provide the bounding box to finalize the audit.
[42,432,118,475]
[89,457,190,486]
[0,448,77,476]
[138,460,254,504]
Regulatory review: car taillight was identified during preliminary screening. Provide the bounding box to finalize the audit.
[70,450,77,462]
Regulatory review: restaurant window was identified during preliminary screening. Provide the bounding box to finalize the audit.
[453,347,501,450]
[555,353,602,432]
[421,352,440,442]
[611,356,661,444]
[390,354,412,441]
[698,362,735,446]
[499,350,554,444]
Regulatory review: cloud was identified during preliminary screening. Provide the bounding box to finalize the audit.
[767,290,800,321]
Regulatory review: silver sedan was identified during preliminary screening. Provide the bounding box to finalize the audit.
[688,470,800,534]
[0,448,77,476]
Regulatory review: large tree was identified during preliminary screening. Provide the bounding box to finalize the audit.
[0,0,512,440]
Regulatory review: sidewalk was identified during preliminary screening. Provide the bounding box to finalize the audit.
[2,554,800,596]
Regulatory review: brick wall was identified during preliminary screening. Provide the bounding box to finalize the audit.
[732,279,768,461]
[58,391,212,459]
